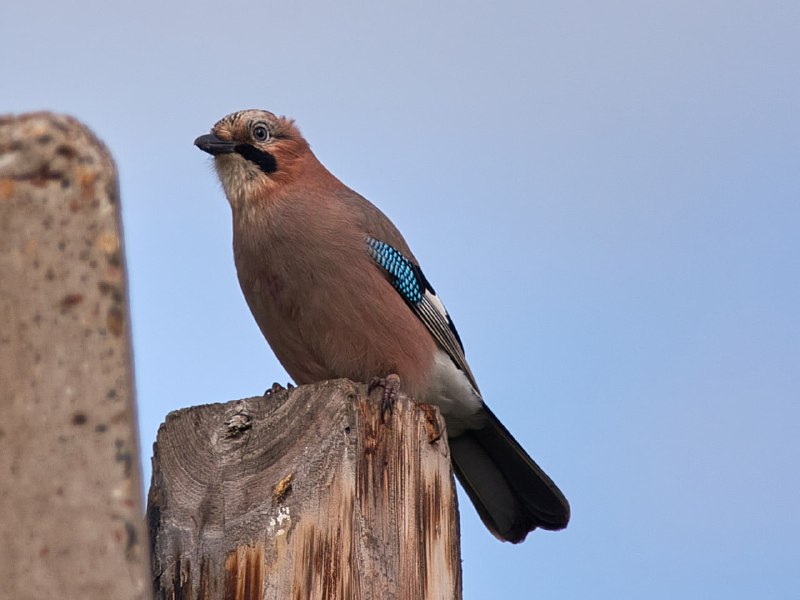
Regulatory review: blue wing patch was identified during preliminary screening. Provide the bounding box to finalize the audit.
[366,236,467,357]
[366,236,476,386]
[366,237,423,304]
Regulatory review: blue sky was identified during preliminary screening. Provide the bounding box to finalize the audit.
[4,1,799,597]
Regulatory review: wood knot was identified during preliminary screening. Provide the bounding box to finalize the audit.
[224,402,252,438]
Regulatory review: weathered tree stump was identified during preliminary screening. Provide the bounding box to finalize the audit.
[147,380,462,600]
[0,113,150,598]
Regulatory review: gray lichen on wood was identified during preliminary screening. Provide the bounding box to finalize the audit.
[0,112,149,599]
[148,380,462,599]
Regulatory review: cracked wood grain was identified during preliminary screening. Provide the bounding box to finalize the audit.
[148,381,462,600]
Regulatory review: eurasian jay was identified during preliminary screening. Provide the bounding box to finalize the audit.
[195,110,570,543]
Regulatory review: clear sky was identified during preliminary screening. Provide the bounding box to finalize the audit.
[4,1,799,597]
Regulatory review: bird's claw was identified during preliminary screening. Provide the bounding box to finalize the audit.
[368,373,401,422]
[264,381,295,397]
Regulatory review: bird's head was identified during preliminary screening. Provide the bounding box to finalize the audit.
[195,109,310,212]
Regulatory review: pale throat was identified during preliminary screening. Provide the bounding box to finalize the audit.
[215,161,266,207]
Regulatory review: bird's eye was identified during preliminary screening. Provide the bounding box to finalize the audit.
[252,124,270,142]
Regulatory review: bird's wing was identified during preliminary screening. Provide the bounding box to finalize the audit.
[366,237,479,391]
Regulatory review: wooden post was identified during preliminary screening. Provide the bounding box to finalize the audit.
[147,380,463,599]
[0,113,150,598]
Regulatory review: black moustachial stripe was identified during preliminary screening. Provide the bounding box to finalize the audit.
[235,143,277,174]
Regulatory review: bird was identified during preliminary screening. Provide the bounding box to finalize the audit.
[195,109,570,543]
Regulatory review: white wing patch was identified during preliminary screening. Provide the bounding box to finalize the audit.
[417,289,478,389]
[425,289,447,319]
[424,349,486,437]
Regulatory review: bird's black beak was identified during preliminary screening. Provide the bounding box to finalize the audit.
[194,133,237,156]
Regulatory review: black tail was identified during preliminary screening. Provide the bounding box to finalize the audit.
[449,405,570,543]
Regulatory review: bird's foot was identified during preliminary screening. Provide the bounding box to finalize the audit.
[264,381,295,397]
[368,373,401,422]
